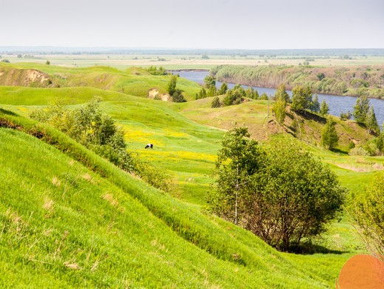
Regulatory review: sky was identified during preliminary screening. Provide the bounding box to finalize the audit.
[0,0,383,49]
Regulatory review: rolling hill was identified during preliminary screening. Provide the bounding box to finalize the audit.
[0,63,382,288]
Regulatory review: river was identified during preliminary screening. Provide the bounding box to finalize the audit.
[175,70,384,126]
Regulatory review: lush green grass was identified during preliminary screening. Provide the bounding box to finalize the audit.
[0,63,202,101]
[1,63,382,287]
[0,112,344,288]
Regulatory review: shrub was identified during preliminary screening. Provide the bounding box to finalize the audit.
[350,175,384,259]
[30,99,171,191]
[321,117,339,150]
[340,111,352,120]
[222,86,244,106]
[348,146,369,156]
[147,66,168,75]
[272,99,286,124]
[211,131,345,252]
[211,96,221,108]
[172,89,187,103]
[291,86,312,111]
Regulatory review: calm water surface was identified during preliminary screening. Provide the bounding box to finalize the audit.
[175,70,384,126]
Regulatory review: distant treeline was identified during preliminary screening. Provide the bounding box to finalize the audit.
[1,47,384,56]
[211,65,384,99]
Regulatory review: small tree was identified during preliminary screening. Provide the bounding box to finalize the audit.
[167,75,177,96]
[366,106,380,134]
[196,87,207,100]
[223,87,244,106]
[320,100,329,116]
[321,117,339,150]
[211,96,221,108]
[249,139,345,251]
[172,89,186,103]
[207,86,217,97]
[317,73,325,81]
[274,84,290,103]
[210,128,264,225]
[46,60,50,65]
[340,111,352,120]
[351,174,384,260]
[218,83,228,95]
[204,75,216,89]
[291,85,312,111]
[353,95,370,124]
[310,95,320,113]
[273,99,286,124]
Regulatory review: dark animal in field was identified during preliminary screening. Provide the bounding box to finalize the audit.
[145,144,154,149]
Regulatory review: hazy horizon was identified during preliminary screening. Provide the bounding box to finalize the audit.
[1,0,383,50]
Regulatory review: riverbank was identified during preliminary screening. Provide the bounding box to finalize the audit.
[210,65,384,99]
[175,70,384,126]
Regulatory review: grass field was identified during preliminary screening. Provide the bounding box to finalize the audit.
[0,62,382,287]
[3,54,384,69]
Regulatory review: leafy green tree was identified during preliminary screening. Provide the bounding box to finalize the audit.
[274,84,290,103]
[30,99,135,172]
[250,139,345,251]
[321,117,339,150]
[353,95,370,124]
[252,89,259,100]
[291,85,312,111]
[259,93,269,100]
[204,75,216,89]
[211,132,345,252]
[351,174,384,259]
[172,89,186,103]
[317,73,325,81]
[273,99,286,124]
[196,87,207,100]
[310,95,320,113]
[167,75,177,96]
[340,111,352,120]
[207,86,217,97]
[366,106,380,134]
[211,96,221,108]
[222,86,245,106]
[210,128,264,225]
[320,100,329,116]
[218,83,228,95]
[245,87,259,100]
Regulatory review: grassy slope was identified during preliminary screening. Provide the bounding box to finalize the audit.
[0,114,339,288]
[177,96,373,151]
[0,63,202,101]
[1,65,382,287]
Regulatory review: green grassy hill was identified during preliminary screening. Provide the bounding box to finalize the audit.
[0,64,382,288]
[0,63,202,100]
[177,96,373,152]
[0,111,348,288]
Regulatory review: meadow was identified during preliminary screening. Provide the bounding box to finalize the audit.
[0,62,382,287]
[3,53,384,69]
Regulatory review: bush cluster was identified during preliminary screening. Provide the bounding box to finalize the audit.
[31,99,171,191]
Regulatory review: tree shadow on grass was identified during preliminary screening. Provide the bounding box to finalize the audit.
[330,148,349,155]
[0,108,17,116]
[288,243,348,255]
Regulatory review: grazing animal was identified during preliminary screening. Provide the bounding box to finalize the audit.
[145,143,154,149]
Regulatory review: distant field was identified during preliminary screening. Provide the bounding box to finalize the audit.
[2,53,384,69]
